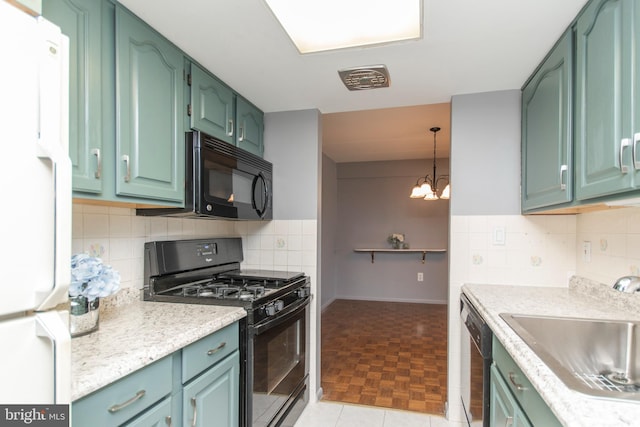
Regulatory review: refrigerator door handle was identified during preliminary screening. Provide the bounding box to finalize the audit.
[36,311,71,404]
[35,31,71,311]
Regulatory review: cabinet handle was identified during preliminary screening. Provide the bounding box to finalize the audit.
[559,164,568,190]
[108,390,145,413]
[207,341,226,355]
[90,148,101,179]
[238,125,245,142]
[228,119,234,137]
[122,154,131,183]
[620,138,631,173]
[633,133,640,170]
[191,397,197,427]
[505,416,514,427]
[165,415,172,427]
[508,372,526,391]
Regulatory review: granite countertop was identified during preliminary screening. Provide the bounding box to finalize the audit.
[71,296,246,402]
[462,279,640,427]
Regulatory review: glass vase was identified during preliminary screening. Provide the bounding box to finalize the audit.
[69,295,100,337]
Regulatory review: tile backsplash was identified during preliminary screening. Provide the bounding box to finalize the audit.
[450,214,577,287]
[576,207,640,285]
[449,207,640,288]
[72,203,318,292]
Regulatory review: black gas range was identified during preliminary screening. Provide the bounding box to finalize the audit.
[143,238,311,427]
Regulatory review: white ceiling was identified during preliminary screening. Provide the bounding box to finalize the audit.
[118,0,588,163]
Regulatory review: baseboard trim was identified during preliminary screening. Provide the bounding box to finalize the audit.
[333,295,448,305]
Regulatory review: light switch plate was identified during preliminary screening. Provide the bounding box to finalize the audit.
[493,226,506,246]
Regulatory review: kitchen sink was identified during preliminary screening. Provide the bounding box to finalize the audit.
[500,313,640,401]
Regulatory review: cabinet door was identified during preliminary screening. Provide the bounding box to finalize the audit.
[575,0,635,200]
[190,63,235,144]
[521,30,573,211]
[236,97,264,156]
[183,351,239,427]
[115,5,184,203]
[42,0,104,194]
[490,365,532,427]
[124,397,173,427]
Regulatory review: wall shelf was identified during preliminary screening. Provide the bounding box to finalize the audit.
[353,248,447,264]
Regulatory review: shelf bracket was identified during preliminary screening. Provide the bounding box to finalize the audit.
[422,251,426,264]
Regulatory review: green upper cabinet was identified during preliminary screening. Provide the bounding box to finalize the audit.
[43,0,109,194]
[575,0,640,201]
[235,96,264,157]
[187,62,265,157]
[115,5,185,203]
[189,63,235,144]
[521,30,573,212]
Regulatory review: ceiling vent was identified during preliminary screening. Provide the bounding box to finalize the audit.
[338,65,390,91]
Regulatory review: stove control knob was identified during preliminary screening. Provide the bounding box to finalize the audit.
[206,204,212,212]
[265,305,276,316]
[275,300,284,311]
[297,288,310,298]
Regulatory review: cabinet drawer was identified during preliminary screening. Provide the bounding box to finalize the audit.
[182,322,239,383]
[73,355,173,427]
[493,337,561,427]
[123,395,172,427]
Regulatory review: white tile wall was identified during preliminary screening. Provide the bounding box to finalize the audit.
[450,214,577,287]
[71,203,318,291]
[576,207,640,285]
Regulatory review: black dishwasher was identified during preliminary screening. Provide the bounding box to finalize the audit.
[460,292,492,427]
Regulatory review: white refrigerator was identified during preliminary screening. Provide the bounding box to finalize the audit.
[0,0,71,408]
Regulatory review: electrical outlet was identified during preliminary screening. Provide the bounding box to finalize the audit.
[417,272,424,282]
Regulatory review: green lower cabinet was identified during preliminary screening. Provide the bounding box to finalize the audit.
[124,397,173,427]
[182,351,239,427]
[490,365,532,427]
[492,337,562,427]
[72,356,173,427]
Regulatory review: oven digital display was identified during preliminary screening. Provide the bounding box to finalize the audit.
[196,242,217,257]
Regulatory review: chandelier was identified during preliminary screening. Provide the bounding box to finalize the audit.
[409,126,450,200]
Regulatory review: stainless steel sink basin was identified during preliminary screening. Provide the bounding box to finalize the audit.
[500,313,640,401]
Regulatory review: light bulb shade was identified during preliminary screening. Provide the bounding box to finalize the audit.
[423,191,438,200]
[410,185,425,198]
[440,184,450,199]
[420,182,432,194]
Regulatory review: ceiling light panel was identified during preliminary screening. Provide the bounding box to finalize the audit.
[264,0,422,54]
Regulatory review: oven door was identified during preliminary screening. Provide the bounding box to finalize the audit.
[249,298,309,427]
[197,133,272,220]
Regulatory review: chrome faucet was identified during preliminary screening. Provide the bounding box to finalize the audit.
[613,276,640,293]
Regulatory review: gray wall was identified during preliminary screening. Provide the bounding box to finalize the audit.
[264,109,321,220]
[321,154,338,309]
[450,90,522,215]
[334,159,449,304]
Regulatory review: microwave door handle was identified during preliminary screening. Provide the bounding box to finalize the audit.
[252,173,268,218]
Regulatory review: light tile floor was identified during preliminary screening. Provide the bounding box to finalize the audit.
[294,401,458,427]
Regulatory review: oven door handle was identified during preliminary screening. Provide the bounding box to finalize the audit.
[253,296,310,336]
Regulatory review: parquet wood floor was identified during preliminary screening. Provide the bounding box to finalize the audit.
[320,299,448,415]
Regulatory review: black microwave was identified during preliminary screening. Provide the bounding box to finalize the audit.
[137,131,272,220]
